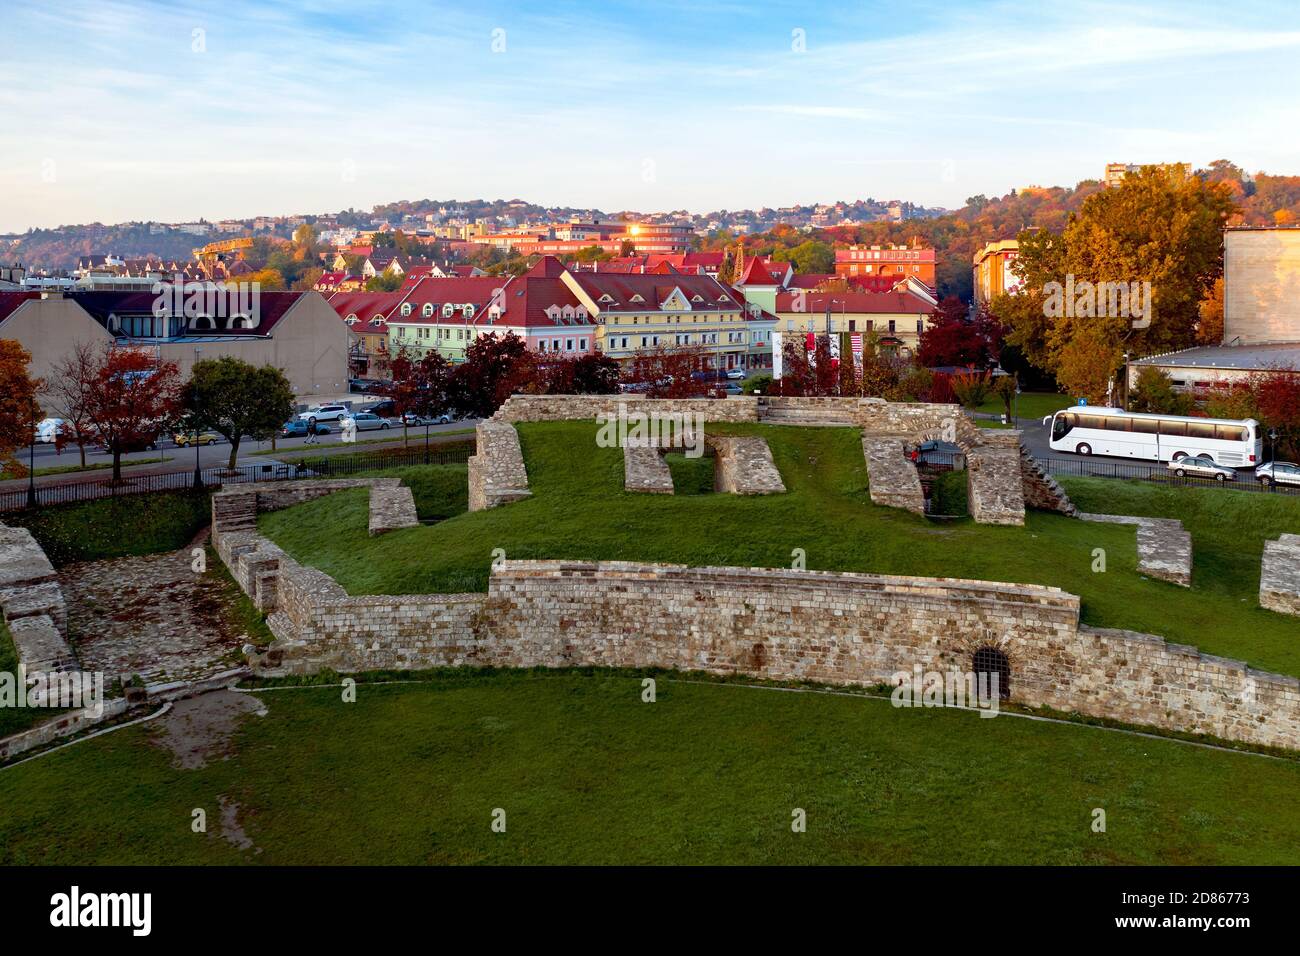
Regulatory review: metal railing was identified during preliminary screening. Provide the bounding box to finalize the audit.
[0,442,474,513]
[1037,455,1300,495]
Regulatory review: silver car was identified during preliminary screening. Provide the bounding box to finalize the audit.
[346,412,392,431]
[1256,461,1300,487]
[1168,454,1236,482]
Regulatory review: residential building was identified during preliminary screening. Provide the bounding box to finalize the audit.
[328,291,401,378]
[972,240,1021,304]
[834,243,936,290]
[383,276,504,364]
[1104,162,1193,187]
[773,289,935,355]
[0,289,349,400]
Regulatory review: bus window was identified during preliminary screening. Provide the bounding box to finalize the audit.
[1052,413,1073,440]
[1216,424,1247,441]
[1131,418,1159,434]
[1187,421,1217,440]
[1079,415,1105,430]
[1159,420,1187,437]
[1105,417,1131,431]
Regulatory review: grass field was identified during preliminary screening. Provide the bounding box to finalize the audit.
[5,491,212,566]
[260,421,1300,677]
[973,390,1074,421]
[2,670,1298,865]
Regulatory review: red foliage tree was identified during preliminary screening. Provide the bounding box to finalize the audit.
[918,297,1004,369]
[78,345,182,481]
[447,332,537,419]
[624,345,711,398]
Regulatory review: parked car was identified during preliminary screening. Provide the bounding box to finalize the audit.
[362,399,397,418]
[34,418,69,443]
[402,411,454,426]
[282,418,331,437]
[345,412,391,431]
[173,431,221,447]
[1168,454,1236,482]
[725,368,746,380]
[1256,461,1300,487]
[99,434,160,454]
[297,403,350,422]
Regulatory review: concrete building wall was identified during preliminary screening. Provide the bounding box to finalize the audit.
[1224,228,1300,345]
[0,298,114,389]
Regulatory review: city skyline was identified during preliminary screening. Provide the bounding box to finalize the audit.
[1,0,1299,233]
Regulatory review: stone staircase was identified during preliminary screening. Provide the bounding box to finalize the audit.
[1018,447,1078,517]
[758,405,857,427]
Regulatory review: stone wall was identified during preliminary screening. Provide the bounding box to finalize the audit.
[1261,534,1300,615]
[226,554,1300,750]
[624,445,675,494]
[495,394,760,424]
[862,436,925,514]
[966,438,1027,526]
[467,421,532,511]
[708,436,785,494]
[1019,446,1078,516]
[0,522,75,673]
[1079,513,1193,587]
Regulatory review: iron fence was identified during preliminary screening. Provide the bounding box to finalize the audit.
[0,441,474,513]
[1038,455,1300,495]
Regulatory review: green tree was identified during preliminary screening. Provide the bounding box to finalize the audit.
[1003,167,1237,383]
[184,357,295,469]
[1129,366,1191,414]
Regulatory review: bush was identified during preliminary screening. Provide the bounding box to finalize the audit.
[950,370,993,409]
[742,374,773,395]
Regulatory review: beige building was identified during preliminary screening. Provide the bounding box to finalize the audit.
[1224,226,1300,345]
[0,288,348,401]
[972,240,1021,304]
[773,289,933,354]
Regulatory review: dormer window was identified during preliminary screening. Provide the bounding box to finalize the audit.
[630,294,645,303]
[691,294,704,303]
[345,314,358,323]
[400,303,412,316]
[464,304,475,319]
[441,303,454,318]
[422,303,434,317]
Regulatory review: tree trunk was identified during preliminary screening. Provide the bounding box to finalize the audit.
[78,440,86,468]
[112,447,122,483]
[227,436,242,471]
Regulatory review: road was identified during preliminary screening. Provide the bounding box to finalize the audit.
[3,418,480,492]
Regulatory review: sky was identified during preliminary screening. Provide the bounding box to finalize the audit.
[1,0,1299,232]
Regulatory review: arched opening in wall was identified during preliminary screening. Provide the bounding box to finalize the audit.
[972,646,1011,700]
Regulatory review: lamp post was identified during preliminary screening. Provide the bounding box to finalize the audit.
[192,347,204,490]
[26,397,38,510]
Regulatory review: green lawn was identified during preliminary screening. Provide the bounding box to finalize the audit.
[6,491,212,567]
[2,671,1298,865]
[974,390,1074,421]
[260,421,1300,678]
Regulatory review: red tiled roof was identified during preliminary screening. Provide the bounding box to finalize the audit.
[569,270,742,313]
[385,275,505,325]
[68,290,307,336]
[737,258,789,285]
[327,291,403,329]
[774,290,932,314]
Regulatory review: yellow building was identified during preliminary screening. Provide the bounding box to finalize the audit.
[972,240,1021,304]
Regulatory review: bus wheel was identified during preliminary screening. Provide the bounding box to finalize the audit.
[1076,443,1091,456]
[1171,451,1187,461]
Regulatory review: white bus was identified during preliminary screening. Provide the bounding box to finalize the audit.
[1046,407,1262,468]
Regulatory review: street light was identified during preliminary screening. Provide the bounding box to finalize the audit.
[26,397,38,509]
[192,347,204,490]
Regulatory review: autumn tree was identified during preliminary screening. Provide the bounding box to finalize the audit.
[44,341,101,466]
[448,332,537,418]
[1053,323,1123,405]
[1002,166,1237,384]
[0,340,42,478]
[183,356,295,469]
[918,297,1003,368]
[79,345,182,482]
[624,344,711,398]
[1196,276,1225,345]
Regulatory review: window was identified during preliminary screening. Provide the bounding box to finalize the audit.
[401,303,412,316]
[422,304,434,317]
[848,320,856,332]
[1159,420,1187,437]
[888,320,896,333]
[1104,417,1130,432]
[1130,418,1159,434]
[1216,424,1247,441]
[1078,415,1106,431]
[1187,422,1217,440]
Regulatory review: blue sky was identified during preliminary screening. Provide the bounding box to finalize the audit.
[1,0,1298,231]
